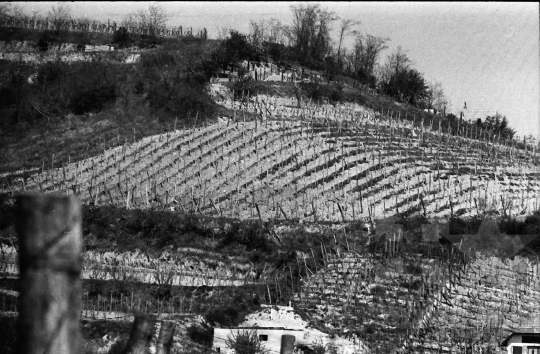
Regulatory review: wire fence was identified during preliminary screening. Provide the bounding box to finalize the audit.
[0,291,197,320]
[0,16,207,39]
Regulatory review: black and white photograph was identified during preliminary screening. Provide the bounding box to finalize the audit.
[0,2,539,353]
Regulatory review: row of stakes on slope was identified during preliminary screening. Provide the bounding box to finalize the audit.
[420,254,540,326]
[292,245,468,351]
[0,291,199,319]
[296,242,540,353]
[5,92,537,191]
[237,92,539,157]
[57,112,536,195]
[405,284,540,351]
[5,92,536,192]
[10,159,536,220]
[23,120,540,202]
[92,139,536,221]
[19,120,221,194]
[2,103,536,218]
[10,156,536,220]
[1,247,271,287]
[37,86,540,170]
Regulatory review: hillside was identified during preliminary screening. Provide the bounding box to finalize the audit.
[2,84,539,222]
[1,29,540,354]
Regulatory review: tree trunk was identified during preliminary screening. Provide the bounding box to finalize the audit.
[16,194,82,354]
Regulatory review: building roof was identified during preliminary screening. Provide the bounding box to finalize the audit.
[236,305,308,330]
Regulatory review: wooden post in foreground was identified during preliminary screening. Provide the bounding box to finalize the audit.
[15,193,82,354]
[123,315,177,354]
[156,320,177,354]
[123,316,156,354]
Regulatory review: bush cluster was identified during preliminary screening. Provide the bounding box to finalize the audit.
[299,82,344,106]
[0,35,223,131]
[0,60,121,127]
[225,329,269,354]
[187,325,214,346]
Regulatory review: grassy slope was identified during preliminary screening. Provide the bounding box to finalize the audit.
[0,35,233,175]
[0,90,230,175]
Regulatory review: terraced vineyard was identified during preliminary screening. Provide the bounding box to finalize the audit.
[0,243,263,322]
[404,254,540,353]
[295,251,437,353]
[2,86,539,222]
[291,231,540,354]
[0,244,260,288]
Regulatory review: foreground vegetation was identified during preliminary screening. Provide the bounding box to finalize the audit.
[1,198,539,353]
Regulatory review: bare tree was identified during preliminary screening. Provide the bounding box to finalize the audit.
[380,45,411,84]
[11,4,26,20]
[290,3,318,57]
[76,16,92,27]
[524,134,538,148]
[268,18,284,44]
[0,3,25,22]
[289,4,337,62]
[47,3,72,31]
[337,19,359,65]
[349,33,389,85]
[249,19,268,46]
[136,4,167,36]
[425,81,449,113]
[313,7,338,61]
[249,18,284,45]
[0,3,11,21]
[216,26,233,40]
[121,13,138,29]
[389,46,411,74]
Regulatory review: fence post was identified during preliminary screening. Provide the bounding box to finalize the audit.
[123,315,156,354]
[156,321,176,354]
[123,315,177,354]
[15,193,82,354]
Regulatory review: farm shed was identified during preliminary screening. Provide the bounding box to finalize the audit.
[213,305,369,354]
[213,305,304,354]
[213,327,302,354]
[500,316,540,354]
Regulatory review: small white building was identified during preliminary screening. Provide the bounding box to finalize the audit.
[213,326,302,354]
[213,305,369,354]
[500,317,540,354]
[213,305,304,354]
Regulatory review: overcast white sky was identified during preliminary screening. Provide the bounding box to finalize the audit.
[17,2,540,139]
